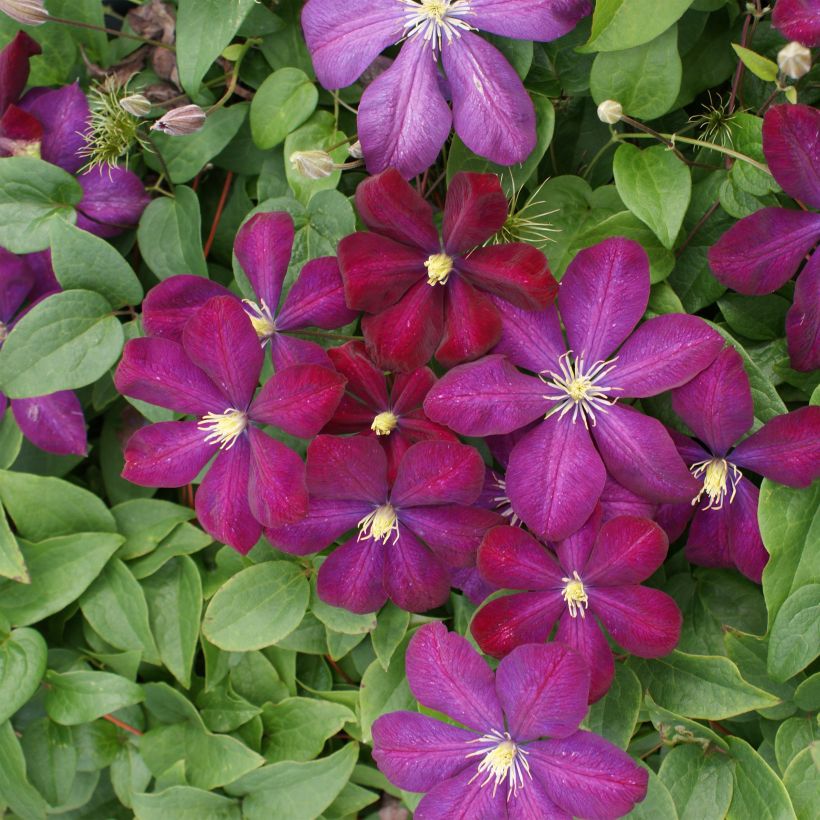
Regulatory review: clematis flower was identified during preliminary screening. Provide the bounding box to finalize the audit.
[424,237,723,542]
[0,248,86,455]
[142,212,357,370]
[338,169,557,371]
[265,435,502,613]
[372,622,648,818]
[709,104,820,371]
[114,295,346,553]
[302,0,591,177]
[472,513,681,703]
[772,0,820,47]
[662,347,820,583]
[322,340,457,481]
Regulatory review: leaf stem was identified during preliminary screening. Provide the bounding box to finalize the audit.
[49,15,173,50]
[203,171,235,258]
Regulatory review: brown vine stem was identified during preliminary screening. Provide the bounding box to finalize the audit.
[203,172,235,258]
[103,714,143,736]
[675,200,721,258]
[49,16,173,50]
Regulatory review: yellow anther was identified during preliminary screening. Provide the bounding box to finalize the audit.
[690,457,742,511]
[358,504,400,544]
[371,411,398,436]
[425,253,454,286]
[242,300,276,340]
[561,570,589,619]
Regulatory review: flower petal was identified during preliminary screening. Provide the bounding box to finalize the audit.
[12,391,86,456]
[506,419,606,542]
[584,517,669,586]
[490,298,566,374]
[559,238,650,363]
[787,254,820,372]
[406,622,504,732]
[472,591,563,659]
[478,525,563,589]
[443,31,535,166]
[306,434,388,502]
[528,732,648,819]
[275,256,358,330]
[327,340,388,411]
[424,355,549,436]
[233,212,294,309]
[763,104,820,209]
[731,406,820,488]
[269,334,332,371]
[708,208,820,295]
[496,643,590,741]
[554,611,614,703]
[371,711,475,793]
[0,32,39,114]
[0,246,33,323]
[359,38,453,179]
[726,481,768,583]
[600,477,657,523]
[122,421,213,487]
[671,346,753,456]
[470,0,592,41]
[0,104,42,157]
[415,766,507,820]
[509,771,571,820]
[265,497,370,556]
[182,295,263,408]
[386,527,452,613]
[141,275,231,342]
[442,172,508,255]
[75,166,151,239]
[247,427,308,528]
[772,0,820,46]
[317,534,387,614]
[392,365,437,415]
[301,0,405,89]
[554,506,601,573]
[437,275,502,368]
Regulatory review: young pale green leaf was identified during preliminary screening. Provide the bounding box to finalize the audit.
[768,584,820,682]
[0,504,27,583]
[584,664,642,749]
[20,718,78,808]
[0,720,49,820]
[731,44,779,82]
[0,290,124,398]
[782,745,819,820]
[132,786,241,820]
[613,143,692,249]
[251,68,318,149]
[203,561,309,651]
[726,736,798,820]
[658,743,734,819]
[45,670,144,725]
[580,0,694,53]
[0,157,82,253]
[0,627,47,724]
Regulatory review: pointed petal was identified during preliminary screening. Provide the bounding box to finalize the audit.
[423,355,549,436]
[327,340,388,410]
[470,0,592,41]
[451,566,497,608]
[496,643,590,741]
[685,505,735,571]
[671,346,753,456]
[584,517,669,586]
[490,298,566,374]
[141,274,231,341]
[0,104,42,157]
[600,476,657,523]
[472,591,563,659]
[559,238,650,363]
[443,31,535,166]
[22,249,58,302]
[75,166,151,238]
[0,246,34,324]
[592,404,699,504]
[442,172,508,255]
[12,391,86,456]
[763,104,820,209]
[250,363,346,438]
[436,276,502,368]
[415,766,507,820]
[554,611,614,703]
[787,254,820,372]
[386,527,451,613]
[306,434,388,502]
[316,534,387,614]
[301,0,404,89]
[247,427,308,528]
[509,771,572,820]
[359,38,453,179]
[233,212,294,309]
[0,32,40,114]
[269,334,332,370]
[391,365,437,415]
[506,419,606,542]
[726,481,768,583]
[708,208,820,295]
[405,622,503,732]
[731,406,820,487]
[478,525,563,589]
[655,501,693,543]
[371,711,474,793]
[182,296,263,408]
[122,421,213,487]
[276,256,358,330]
[772,0,820,46]
[554,506,601,573]
[265,497,370,556]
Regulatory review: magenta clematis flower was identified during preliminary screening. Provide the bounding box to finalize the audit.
[773,0,820,46]
[0,248,86,455]
[266,435,502,613]
[322,340,457,481]
[424,237,724,542]
[114,295,346,553]
[472,512,681,703]
[338,169,557,372]
[302,0,592,178]
[372,623,648,818]
[662,347,820,583]
[142,212,357,370]
[709,104,820,371]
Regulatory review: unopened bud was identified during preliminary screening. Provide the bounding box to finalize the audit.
[0,0,48,25]
[597,100,623,125]
[778,41,811,80]
[290,149,334,179]
[151,104,206,136]
[348,140,363,159]
[119,94,152,118]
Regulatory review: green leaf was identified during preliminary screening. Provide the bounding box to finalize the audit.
[20,718,77,808]
[0,532,123,625]
[580,0,694,52]
[45,670,144,725]
[203,561,309,651]
[322,781,379,819]
[725,736,797,820]
[0,504,27,583]
[251,68,318,149]
[113,499,196,561]
[644,692,730,751]
[584,664,642,749]
[794,673,820,712]
[590,25,682,120]
[129,521,212,580]
[372,601,410,670]
[360,635,414,743]
[768,584,820,682]
[628,650,780,719]
[0,720,49,820]
[775,717,819,773]
[49,220,143,308]
[196,684,260,733]
[110,743,152,809]
[0,408,23,470]
[731,44,779,83]
[0,290,124,398]
[718,293,790,342]
[613,143,692,248]
[658,743,734,820]
[311,580,377,636]
[783,745,819,820]
[137,186,208,280]
[0,627,46,724]
[0,157,81,253]
[132,786,241,820]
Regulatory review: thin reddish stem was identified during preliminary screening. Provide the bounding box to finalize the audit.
[103,714,143,736]
[203,171,234,259]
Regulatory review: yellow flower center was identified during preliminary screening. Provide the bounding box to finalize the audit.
[690,457,742,511]
[562,571,589,619]
[400,0,474,50]
[198,408,248,450]
[242,299,276,340]
[542,350,620,429]
[371,411,398,436]
[466,730,531,798]
[358,504,400,544]
[425,253,454,286]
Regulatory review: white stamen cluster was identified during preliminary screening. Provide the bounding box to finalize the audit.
[466,730,531,799]
[561,570,589,619]
[400,0,475,51]
[358,504,400,544]
[690,457,742,511]
[242,299,276,341]
[198,408,248,450]
[491,474,520,527]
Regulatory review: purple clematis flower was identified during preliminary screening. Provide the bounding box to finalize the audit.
[266,435,502,613]
[301,0,592,177]
[372,623,648,818]
[424,237,724,542]
[662,347,820,583]
[472,512,681,703]
[709,104,820,371]
[773,0,820,46]
[0,247,86,455]
[142,212,357,370]
[114,295,347,553]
